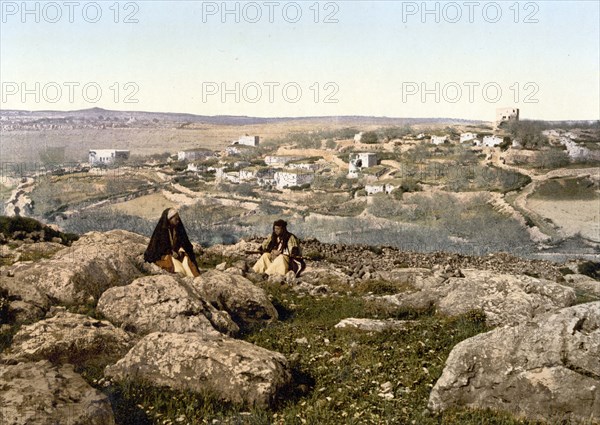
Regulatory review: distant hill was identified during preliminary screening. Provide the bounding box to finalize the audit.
[1,108,486,128]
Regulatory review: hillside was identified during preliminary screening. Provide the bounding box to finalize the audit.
[0,222,598,424]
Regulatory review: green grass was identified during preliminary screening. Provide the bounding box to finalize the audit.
[530,177,600,201]
[91,283,542,424]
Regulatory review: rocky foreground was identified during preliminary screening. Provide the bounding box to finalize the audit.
[0,229,599,424]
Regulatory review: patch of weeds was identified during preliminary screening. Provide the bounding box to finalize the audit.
[523,270,540,278]
[464,308,487,325]
[558,266,574,276]
[574,289,600,305]
[0,288,9,324]
[393,259,409,268]
[354,279,413,296]
[440,407,544,424]
[578,261,600,280]
[0,324,19,354]
[64,298,102,319]
[101,379,268,425]
[197,252,229,269]
[303,249,324,261]
[367,246,384,255]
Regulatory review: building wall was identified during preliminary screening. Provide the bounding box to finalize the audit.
[274,171,314,188]
[89,149,129,165]
[460,133,477,143]
[238,135,260,147]
[496,107,519,127]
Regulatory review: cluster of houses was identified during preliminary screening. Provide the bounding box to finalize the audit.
[213,155,319,189]
[542,129,600,162]
[430,133,504,147]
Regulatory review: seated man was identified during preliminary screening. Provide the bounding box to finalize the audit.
[144,208,200,277]
[252,219,305,277]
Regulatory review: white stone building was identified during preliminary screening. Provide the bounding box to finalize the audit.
[235,135,260,147]
[481,135,504,147]
[460,133,477,143]
[177,150,214,161]
[88,149,129,165]
[264,156,302,166]
[364,181,398,195]
[348,152,378,178]
[274,170,314,189]
[287,162,320,171]
[431,136,448,145]
[496,107,519,128]
[354,132,363,143]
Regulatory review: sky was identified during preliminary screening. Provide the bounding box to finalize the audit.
[1,0,599,121]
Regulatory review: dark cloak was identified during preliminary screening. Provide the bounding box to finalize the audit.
[144,208,198,267]
[262,220,301,258]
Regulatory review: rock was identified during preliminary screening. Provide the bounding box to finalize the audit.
[300,265,348,286]
[1,312,134,365]
[6,230,148,305]
[428,302,600,424]
[291,282,333,297]
[215,262,228,271]
[232,260,248,272]
[0,360,116,425]
[16,241,64,258]
[268,274,285,285]
[225,267,244,276]
[194,270,278,329]
[378,270,576,326]
[105,332,292,408]
[97,274,238,336]
[334,318,414,332]
[295,337,309,345]
[205,240,261,258]
[563,274,600,298]
[0,275,51,324]
[285,270,297,284]
[51,237,63,244]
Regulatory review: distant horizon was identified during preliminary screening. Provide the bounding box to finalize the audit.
[2,106,598,124]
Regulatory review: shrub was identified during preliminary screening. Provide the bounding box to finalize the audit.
[361,131,379,144]
[578,261,600,280]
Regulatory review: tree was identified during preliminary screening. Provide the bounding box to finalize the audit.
[361,131,379,144]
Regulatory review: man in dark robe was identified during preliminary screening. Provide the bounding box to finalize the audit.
[252,219,305,277]
[144,208,200,277]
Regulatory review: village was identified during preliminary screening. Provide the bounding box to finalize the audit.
[2,107,599,261]
[83,107,597,196]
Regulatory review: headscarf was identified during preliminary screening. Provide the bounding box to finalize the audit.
[266,219,291,252]
[143,208,198,267]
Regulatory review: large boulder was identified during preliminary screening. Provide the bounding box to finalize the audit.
[193,270,278,329]
[1,311,134,366]
[563,274,600,298]
[378,269,576,326]
[428,302,600,424]
[0,275,50,324]
[204,240,261,258]
[105,332,292,408]
[0,360,116,425]
[97,274,238,336]
[6,230,148,305]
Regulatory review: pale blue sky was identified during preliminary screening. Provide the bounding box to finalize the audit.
[1,0,598,120]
